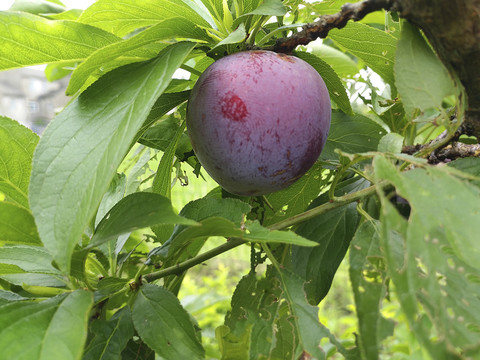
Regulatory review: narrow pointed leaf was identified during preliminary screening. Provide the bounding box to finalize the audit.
[91,192,197,247]
[67,18,210,95]
[78,0,211,37]
[29,42,196,273]
[0,11,119,70]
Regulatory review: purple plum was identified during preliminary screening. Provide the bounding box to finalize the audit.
[186,50,331,196]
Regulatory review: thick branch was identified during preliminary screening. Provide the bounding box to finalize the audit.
[273,0,397,53]
[393,0,480,140]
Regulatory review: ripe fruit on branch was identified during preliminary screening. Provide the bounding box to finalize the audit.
[186,50,331,196]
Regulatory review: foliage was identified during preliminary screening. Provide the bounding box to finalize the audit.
[0,0,479,359]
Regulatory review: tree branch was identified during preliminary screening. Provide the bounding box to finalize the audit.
[143,183,382,283]
[273,0,397,53]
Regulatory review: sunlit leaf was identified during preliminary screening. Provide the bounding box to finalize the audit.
[92,192,197,247]
[30,42,196,273]
[329,22,397,90]
[78,0,211,37]
[0,11,119,70]
[0,116,39,208]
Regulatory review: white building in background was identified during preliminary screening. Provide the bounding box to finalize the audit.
[0,68,70,134]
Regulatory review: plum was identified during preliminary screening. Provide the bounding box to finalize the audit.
[186,50,331,196]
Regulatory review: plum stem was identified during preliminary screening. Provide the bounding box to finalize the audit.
[143,182,384,283]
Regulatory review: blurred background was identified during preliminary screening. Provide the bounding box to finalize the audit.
[0,0,95,133]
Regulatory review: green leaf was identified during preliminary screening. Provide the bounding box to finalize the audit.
[274,268,329,359]
[350,221,394,360]
[0,245,60,274]
[0,246,65,288]
[374,155,480,357]
[9,0,65,14]
[295,51,353,115]
[152,122,186,198]
[248,0,287,16]
[0,11,119,70]
[244,221,318,247]
[394,22,457,116]
[153,217,243,261]
[264,163,325,226]
[223,271,283,359]
[138,90,192,140]
[132,284,205,359]
[0,290,28,305]
[149,198,251,261]
[121,339,155,360]
[149,197,251,293]
[377,132,404,153]
[0,202,41,245]
[375,156,480,269]
[448,157,480,187]
[0,272,65,287]
[95,173,127,227]
[308,43,359,77]
[0,116,39,208]
[139,114,196,171]
[0,290,93,360]
[44,61,76,81]
[67,18,210,95]
[328,22,397,90]
[47,9,83,21]
[213,23,247,48]
[293,201,359,304]
[84,307,135,360]
[78,0,211,37]
[91,192,197,248]
[322,110,387,160]
[0,263,25,275]
[29,42,196,274]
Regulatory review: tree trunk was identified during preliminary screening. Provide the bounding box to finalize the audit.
[394,0,480,139]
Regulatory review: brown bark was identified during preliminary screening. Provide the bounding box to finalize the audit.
[394,0,480,140]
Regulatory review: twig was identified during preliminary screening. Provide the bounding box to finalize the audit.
[143,183,383,283]
[273,0,397,53]
[143,238,245,282]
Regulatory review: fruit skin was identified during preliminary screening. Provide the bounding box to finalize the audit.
[186,50,331,196]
